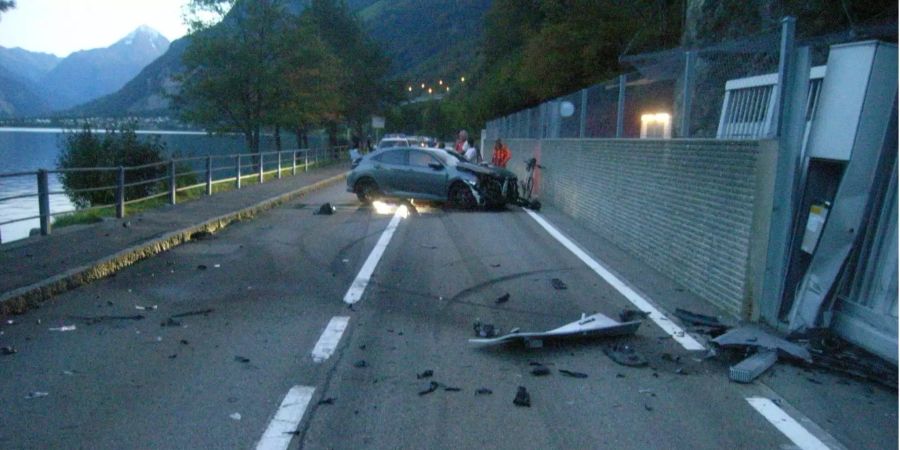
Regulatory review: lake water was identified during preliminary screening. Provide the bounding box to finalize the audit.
[0,127,324,243]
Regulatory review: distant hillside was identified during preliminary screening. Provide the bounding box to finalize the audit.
[0,66,51,117]
[0,46,61,83]
[71,0,493,117]
[39,25,170,110]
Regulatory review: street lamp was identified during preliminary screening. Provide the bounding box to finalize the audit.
[438,80,443,85]
[421,83,425,89]
[428,87,433,94]
[460,76,465,83]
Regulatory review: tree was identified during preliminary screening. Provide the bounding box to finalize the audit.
[0,0,15,21]
[57,125,167,208]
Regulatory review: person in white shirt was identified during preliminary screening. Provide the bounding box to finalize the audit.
[464,141,478,162]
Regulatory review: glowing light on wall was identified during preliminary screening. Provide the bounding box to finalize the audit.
[640,113,672,139]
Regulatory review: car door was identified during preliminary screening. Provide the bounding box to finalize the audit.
[405,150,448,199]
[371,149,407,195]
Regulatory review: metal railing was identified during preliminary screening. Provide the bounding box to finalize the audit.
[0,146,348,243]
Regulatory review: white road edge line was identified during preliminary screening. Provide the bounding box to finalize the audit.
[343,206,406,304]
[311,316,350,363]
[255,385,316,450]
[523,209,705,351]
[746,397,831,450]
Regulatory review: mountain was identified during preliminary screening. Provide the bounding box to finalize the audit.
[0,46,61,83]
[38,25,170,111]
[0,47,61,117]
[73,0,492,117]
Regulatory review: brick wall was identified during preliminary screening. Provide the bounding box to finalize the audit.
[491,138,777,318]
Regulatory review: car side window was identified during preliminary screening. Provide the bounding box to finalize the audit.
[409,151,438,168]
[374,149,406,165]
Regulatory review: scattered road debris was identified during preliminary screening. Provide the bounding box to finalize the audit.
[419,244,437,250]
[353,360,368,368]
[170,309,214,319]
[531,365,551,376]
[49,325,76,332]
[214,264,221,268]
[418,381,439,396]
[550,278,568,290]
[475,388,493,395]
[495,293,510,304]
[513,386,531,407]
[469,313,640,346]
[229,412,242,421]
[160,318,182,327]
[180,339,189,346]
[558,369,588,378]
[619,309,650,323]
[490,263,501,268]
[673,308,728,333]
[1,346,16,355]
[712,326,812,362]
[62,370,77,376]
[730,350,778,383]
[473,319,499,338]
[315,203,335,215]
[25,391,49,399]
[168,354,177,359]
[603,344,648,367]
[72,314,145,325]
[644,404,654,412]
[660,353,681,363]
[318,397,336,405]
[234,356,251,363]
[135,305,158,311]
[197,265,208,270]
[444,386,462,392]
[416,370,434,379]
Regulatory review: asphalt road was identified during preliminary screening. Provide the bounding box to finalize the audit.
[0,182,854,449]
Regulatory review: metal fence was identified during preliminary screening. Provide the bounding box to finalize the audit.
[0,146,347,243]
[485,19,897,142]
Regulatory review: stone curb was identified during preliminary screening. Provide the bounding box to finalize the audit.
[0,171,348,316]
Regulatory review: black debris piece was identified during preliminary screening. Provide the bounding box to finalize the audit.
[495,293,510,304]
[190,230,213,240]
[318,397,336,405]
[197,265,208,270]
[475,388,493,395]
[168,354,177,359]
[807,377,823,385]
[473,320,499,338]
[513,386,531,407]
[353,360,368,368]
[170,309,215,319]
[358,344,366,350]
[418,381,439,396]
[72,314,145,325]
[558,369,588,378]
[417,370,434,379]
[161,318,182,327]
[234,356,251,363]
[531,365,551,376]
[122,221,131,228]
[315,203,335,215]
[180,339,189,346]
[1,346,16,355]
[674,308,728,331]
[550,278,568,290]
[528,361,549,366]
[444,387,462,392]
[603,344,648,367]
[644,404,654,412]
[490,263,501,268]
[616,373,626,378]
[619,309,650,323]
[660,353,681,363]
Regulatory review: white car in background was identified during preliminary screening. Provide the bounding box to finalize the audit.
[377,137,409,150]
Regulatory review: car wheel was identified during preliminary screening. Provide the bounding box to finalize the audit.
[449,182,476,209]
[355,179,380,204]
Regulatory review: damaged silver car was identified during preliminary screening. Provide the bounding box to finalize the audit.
[347,147,518,208]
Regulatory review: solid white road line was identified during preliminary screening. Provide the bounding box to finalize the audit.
[255,385,316,450]
[524,209,705,351]
[343,206,406,304]
[746,397,831,450]
[311,316,350,363]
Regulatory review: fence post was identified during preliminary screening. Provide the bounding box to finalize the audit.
[679,50,697,138]
[235,155,242,189]
[579,88,588,138]
[37,169,50,236]
[277,151,283,179]
[292,151,297,176]
[772,16,797,137]
[206,156,213,196]
[259,152,264,183]
[304,150,309,172]
[314,148,319,167]
[169,159,176,205]
[116,166,125,218]
[616,74,626,138]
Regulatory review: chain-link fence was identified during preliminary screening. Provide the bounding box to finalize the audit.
[486,18,897,142]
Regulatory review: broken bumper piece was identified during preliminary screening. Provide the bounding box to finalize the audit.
[468,313,641,346]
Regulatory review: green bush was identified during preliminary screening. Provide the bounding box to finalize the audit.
[57,124,168,208]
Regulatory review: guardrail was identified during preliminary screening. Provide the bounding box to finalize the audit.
[0,146,348,242]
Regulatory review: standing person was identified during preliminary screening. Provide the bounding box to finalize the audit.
[491,138,511,168]
[464,138,479,162]
[454,130,470,155]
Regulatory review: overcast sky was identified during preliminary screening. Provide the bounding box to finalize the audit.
[0,0,189,57]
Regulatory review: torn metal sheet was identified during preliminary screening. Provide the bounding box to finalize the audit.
[673,308,727,330]
[468,313,640,346]
[712,326,811,362]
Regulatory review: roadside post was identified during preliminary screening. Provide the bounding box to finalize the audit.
[236,155,242,189]
[116,166,125,218]
[292,150,297,176]
[169,160,176,205]
[37,169,50,236]
[277,151,283,179]
[206,156,213,196]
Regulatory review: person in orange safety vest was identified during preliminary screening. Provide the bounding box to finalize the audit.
[491,138,511,168]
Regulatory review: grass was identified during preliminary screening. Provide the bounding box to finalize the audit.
[51,160,339,229]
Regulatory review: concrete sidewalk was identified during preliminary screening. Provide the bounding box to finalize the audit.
[0,164,350,315]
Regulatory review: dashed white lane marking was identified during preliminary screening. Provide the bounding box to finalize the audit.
[255,385,316,450]
[343,206,406,304]
[524,209,705,351]
[311,316,349,363]
[746,397,831,450]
